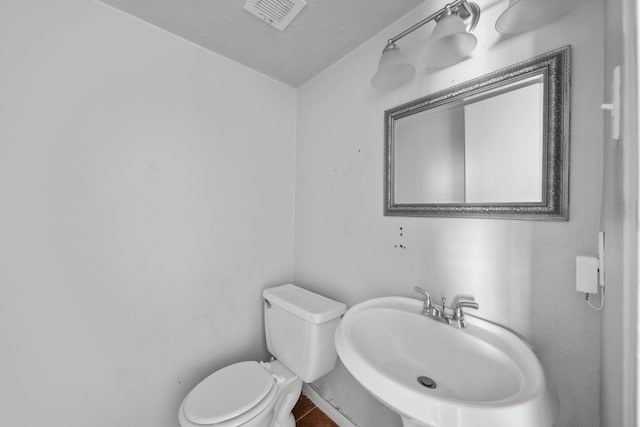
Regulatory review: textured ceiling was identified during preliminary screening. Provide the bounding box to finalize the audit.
[97,0,424,87]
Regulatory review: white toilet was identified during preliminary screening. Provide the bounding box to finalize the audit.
[178,284,347,427]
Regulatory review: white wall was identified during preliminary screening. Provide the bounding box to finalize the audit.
[294,1,603,426]
[0,1,296,426]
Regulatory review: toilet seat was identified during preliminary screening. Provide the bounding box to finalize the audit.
[183,361,277,425]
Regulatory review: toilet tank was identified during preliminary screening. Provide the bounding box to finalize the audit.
[263,284,347,383]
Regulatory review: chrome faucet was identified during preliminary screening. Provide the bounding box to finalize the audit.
[414,286,479,329]
[431,296,447,322]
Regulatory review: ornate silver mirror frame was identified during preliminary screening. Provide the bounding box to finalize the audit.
[384,46,571,220]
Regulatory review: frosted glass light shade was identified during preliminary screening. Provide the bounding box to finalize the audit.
[371,45,415,90]
[496,0,576,35]
[428,14,477,67]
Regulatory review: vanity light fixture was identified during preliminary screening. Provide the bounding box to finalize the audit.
[372,0,577,90]
[371,0,480,90]
[495,0,577,35]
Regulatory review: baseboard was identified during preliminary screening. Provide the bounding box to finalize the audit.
[302,383,358,427]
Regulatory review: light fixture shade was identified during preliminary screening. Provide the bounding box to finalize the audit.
[495,0,576,35]
[428,14,477,67]
[371,45,415,90]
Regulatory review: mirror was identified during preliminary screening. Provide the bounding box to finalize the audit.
[384,46,570,220]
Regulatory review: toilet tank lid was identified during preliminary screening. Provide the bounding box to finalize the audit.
[263,284,347,324]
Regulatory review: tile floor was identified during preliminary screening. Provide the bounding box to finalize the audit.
[292,393,338,427]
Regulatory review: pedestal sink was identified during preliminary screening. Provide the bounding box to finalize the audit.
[334,297,559,427]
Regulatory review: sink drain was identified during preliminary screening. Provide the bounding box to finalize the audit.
[417,376,437,389]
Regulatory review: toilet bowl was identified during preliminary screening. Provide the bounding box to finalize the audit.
[179,360,301,427]
[178,284,346,427]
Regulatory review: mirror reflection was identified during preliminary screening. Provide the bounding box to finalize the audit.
[384,47,570,220]
[394,76,544,204]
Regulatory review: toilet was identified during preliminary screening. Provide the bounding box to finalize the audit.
[178,284,347,427]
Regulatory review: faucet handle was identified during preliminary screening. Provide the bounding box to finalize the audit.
[456,300,479,310]
[453,300,479,319]
[414,286,432,314]
[414,285,429,296]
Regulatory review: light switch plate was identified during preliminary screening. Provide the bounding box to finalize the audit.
[598,231,605,287]
[601,66,620,146]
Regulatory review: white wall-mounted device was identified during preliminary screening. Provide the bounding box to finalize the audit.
[576,233,606,294]
[576,256,599,294]
[577,232,606,310]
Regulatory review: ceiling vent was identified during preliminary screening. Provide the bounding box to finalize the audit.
[243,0,307,31]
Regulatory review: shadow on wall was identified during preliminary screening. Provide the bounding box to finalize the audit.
[433,221,534,339]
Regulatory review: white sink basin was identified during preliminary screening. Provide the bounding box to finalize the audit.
[334,297,558,427]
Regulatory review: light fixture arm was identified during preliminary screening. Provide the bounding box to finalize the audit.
[386,0,480,46]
